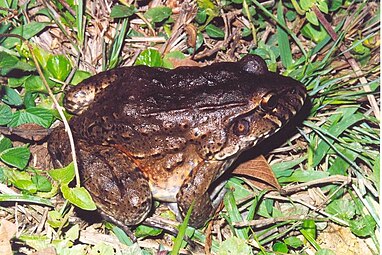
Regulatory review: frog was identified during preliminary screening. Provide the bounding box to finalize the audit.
[47,55,306,228]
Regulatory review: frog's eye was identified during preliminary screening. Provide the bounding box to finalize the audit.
[260,92,278,111]
[233,119,250,136]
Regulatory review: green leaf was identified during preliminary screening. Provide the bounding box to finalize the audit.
[135,225,162,238]
[170,204,194,255]
[306,10,319,26]
[48,162,75,185]
[61,185,97,210]
[326,198,356,220]
[31,174,52,192]
[105,223,134,246]
[1,86,23,106]
[144,6,172,23]
[278,170,329,183]
[0,51,35,75]
[0,135,12,152]
[8,107,53,128]
[1,22,49,48]
[349,215,376,237]
[218,237,254,255]
[317,0,329,13]
[0,104,12,125]
[3,168,36,193]
[24,75,45,92]
[301,23,328,43]
[0,147,30,169]
[223,190,248,239]
[300,0,313,11]
[0,193,53,206]
[135,49,163,67]
[273,242,288,253]
[302,220,317,239]
[71,70,91,85]
[277,1,292,69]
[205,24,225,39]
[110,4,137,18]
[284,236,303,248]
[46,55,72,81]
[47,210,65,228]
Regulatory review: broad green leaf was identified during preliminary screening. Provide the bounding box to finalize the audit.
[46,55,72,81]
[144,6,172,23]
[1,86,23,106]
[135,225,162,239]
[349,215,376,237]
[284,236,303,248]
[300,0,313,11]
[218,237,254,255]
[65,224,80,241]
[0,147,30,169]
[110,4,137,18]
[31,174,52,192]
[48,210,65,228]
[0,104,12,125]
[317,0,329,13]
[24,75,45,92]
[71,70,91,85]
[326,198,356,220]
[61,185,97,210]
[3,168,36,193]
[105,223,134,246]
[135,49,163,67]
[0,51,35,75]
[48,162,75,185]
[306,10,319,26]
[302,220,317,239]
[1,22,49,48]
[301,23,328,43]
[0,135,12,152]
[8,107,53,128]
[205,24,225,39]
[273,242,289,253]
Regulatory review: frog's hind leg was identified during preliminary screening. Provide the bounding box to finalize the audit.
[78,142,153,226]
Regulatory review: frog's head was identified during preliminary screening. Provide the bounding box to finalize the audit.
[214,55,307,160]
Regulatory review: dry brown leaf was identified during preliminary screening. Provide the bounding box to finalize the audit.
[184,24,197,49]
[232,155,281,191]
[166,57,203,68]
[0,219,17,255]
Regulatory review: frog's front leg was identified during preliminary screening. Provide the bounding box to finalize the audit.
[77,142,153,226]
[176,161,225,228]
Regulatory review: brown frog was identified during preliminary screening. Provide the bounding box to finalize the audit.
[48,55,306,228]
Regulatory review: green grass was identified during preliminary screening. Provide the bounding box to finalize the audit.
[0,0,380,254]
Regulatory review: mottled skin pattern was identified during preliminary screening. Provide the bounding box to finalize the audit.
[48,55,306,228]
